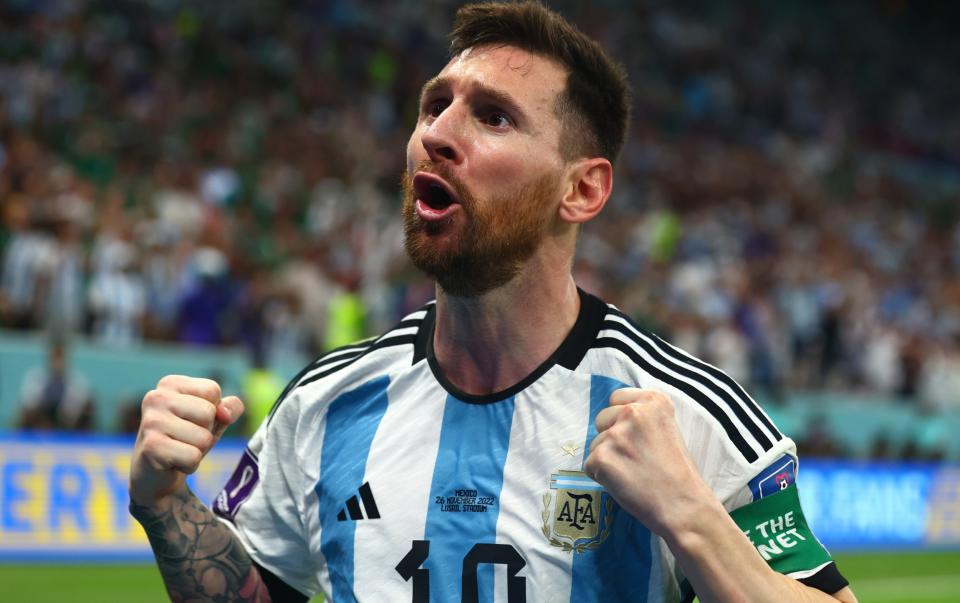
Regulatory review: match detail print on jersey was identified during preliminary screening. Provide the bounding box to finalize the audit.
[421,392,516,602]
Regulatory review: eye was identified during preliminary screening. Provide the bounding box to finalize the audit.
[482,110,513,129]
[425,99,448,118]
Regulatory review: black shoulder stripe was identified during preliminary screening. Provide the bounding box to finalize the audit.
[311,347,369,371]
[412,305,435,365]
[304,316,421,370]
[297,317,423,380]
[595,337,760,462]
[306,318,422,369]
[266,317,424,423]
[607,309,783,442]
[601,319,778,452]
[390,317,427,332]
[297,340,373,375]
[295,334,417,390]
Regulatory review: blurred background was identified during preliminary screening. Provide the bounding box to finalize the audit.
[0,0,958,601]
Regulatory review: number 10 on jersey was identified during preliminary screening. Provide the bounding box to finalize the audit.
[396,540,526,602]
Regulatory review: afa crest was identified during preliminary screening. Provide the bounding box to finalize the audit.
[541,470,614,553]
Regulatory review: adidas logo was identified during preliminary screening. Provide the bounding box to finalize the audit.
[337,482,381,522]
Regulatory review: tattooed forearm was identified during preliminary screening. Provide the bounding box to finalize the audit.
[130,489,272,603]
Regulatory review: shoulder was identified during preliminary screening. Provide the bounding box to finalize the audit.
[583,301,786,466]
[266,302,435,423]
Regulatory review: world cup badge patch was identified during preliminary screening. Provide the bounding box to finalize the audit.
[541,470,614,553]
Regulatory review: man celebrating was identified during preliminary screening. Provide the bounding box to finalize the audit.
[129,3,858,602]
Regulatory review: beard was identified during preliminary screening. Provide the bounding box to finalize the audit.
[402,164,557,298]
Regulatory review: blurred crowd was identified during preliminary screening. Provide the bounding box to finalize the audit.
[2,0,960,432]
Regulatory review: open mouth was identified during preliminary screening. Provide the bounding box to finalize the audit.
[412,172,461,220]
[425,183,454,209]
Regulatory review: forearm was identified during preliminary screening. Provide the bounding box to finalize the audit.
[130,487,272,603]
[664,498,850,603]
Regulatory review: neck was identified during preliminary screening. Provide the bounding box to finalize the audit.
[432,251,581,396]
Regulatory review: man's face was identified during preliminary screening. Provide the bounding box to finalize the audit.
[403,45,569,297]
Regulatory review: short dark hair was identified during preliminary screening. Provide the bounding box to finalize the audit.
[450,1,631,163]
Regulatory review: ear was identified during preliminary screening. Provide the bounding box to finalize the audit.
[558,157,613,225]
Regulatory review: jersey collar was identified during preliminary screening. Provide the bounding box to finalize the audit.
[413,288,607,404]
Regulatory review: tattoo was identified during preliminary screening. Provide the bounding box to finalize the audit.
[130,489,272,603]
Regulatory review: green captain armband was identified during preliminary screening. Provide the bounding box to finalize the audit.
[730,485,831,576]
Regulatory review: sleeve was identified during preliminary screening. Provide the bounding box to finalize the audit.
[212,390,321,598]
[723,445,849,595]
[664,379,848,596]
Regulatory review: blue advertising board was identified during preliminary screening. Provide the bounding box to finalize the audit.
[798,460,960,550]
[0,432,243,561]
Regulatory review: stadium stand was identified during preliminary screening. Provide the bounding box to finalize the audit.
[1,1,959,459]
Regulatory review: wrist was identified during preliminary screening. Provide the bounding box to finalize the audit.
[129,492,173,519]
[655,494,729,551]
[128,483,189,520]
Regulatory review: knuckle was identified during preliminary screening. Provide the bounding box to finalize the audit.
[197,430,215,451]
[648,390,673,407]
[197,403,217,426]
[157,374,183,390]
[139,413,162,433]
[619,403,643,421]
[200,379,222,401]
[587,447,608,468]
[185,448,204,472]
[608,422,634,447]
[605,428,627,450]
[142,388,164,408]
[140,430,164,452]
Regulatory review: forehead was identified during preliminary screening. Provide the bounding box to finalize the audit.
[433,45,567,119]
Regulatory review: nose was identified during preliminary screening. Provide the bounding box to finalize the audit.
[420,103,464,165]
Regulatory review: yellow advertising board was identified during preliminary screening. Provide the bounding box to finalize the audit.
[0,433,243,561]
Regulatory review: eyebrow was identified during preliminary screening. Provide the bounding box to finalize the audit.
[419,75,530,127]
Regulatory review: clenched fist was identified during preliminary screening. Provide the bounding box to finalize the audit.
[129,375,245,509]
[584,388,715,537]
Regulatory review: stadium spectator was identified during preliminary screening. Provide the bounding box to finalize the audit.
[38,195,89,337]
[176,248,237,346]
[918,336,960,411]
[87,240,146,346]
[17,339,94,430]
[0,198,53,330]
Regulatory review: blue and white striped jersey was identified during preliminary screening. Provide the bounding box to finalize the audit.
[214,290,840,602]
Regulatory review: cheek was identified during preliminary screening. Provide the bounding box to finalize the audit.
[405,140,416,172]
[406,132,425,171]
[474,142,541,187]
